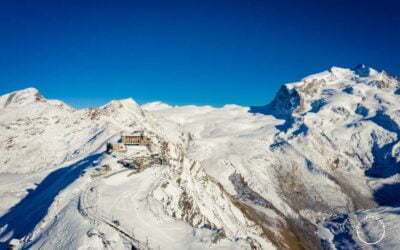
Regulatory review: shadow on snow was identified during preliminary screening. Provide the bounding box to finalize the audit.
[374,183,400,207]
[249,104,297,134]
[363,111,400,206]
[0,153,102,248]
[322,214,362,250]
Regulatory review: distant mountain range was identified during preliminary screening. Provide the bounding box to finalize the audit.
[0,65,399,249]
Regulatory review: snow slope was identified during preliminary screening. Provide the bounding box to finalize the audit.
[0,64,399,249]
[0,88,278,249]
[145,65,400,249]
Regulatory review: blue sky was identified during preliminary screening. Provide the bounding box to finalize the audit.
[1,0,399,108]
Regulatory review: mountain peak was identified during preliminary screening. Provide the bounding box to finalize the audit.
[258,65,399,118]
[11,87,41,97]
[142,101,172,111]
[355,63,367,69]
[101,98,140,110]
[352,64,379,77]
[0,87,45,108]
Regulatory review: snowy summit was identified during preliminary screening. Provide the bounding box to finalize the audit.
[0,65,399,250]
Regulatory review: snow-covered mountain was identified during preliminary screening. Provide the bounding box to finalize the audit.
[0,65,399,249]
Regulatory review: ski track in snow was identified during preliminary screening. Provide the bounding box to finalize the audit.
[79,169,146,249]
[92,167,213,250]
[1,65,400,249]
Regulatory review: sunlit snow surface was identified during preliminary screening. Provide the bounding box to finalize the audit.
[0,65,399,249]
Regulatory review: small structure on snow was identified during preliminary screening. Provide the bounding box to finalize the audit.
[121,131,150,145]
[107,143,127,153]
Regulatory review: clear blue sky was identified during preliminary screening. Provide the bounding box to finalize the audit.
[1,0,399,108]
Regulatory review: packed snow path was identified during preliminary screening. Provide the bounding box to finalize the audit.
[79,169,147,249]
[81,166,235,250]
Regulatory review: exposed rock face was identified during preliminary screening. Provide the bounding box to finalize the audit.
[153,146,274,248]
[353,64,371,77]
[269,85,301,118]
[263,66,400,248]
[149,65,400,249]
[1,65,399,249]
